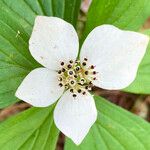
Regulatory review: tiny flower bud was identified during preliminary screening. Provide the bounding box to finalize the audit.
[78,89,82,93]
[82,62,86,66]
[93,71,96,74]
[75,66,80,71]
[91,65,94,69]
[84,58,88,61]
[80,78,85,84]
[85,86,88,89]
[58,70,61,74]
[85,71,88,75]
[68,70,74,76]
[60,62,64,66]
[74,75,77,78]
[70,89,74,93]
[73,94,77,97]
[83,91,86,95]
[70,80,75,84]
[59,83,63,87]
[67,64,72,68]
[69,60,73,63]
[62,68,66,72]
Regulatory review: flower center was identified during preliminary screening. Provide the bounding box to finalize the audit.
[57,58,97,97]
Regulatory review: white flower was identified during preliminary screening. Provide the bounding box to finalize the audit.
[15,16,149,145]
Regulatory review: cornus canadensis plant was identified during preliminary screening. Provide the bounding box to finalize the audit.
[15,16,149,145]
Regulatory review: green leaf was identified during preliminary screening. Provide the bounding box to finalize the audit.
[0,0,81,108]
[83,0,150,39]
[0,105,59,150]
[65,96,150,150]
[123,30,150,94]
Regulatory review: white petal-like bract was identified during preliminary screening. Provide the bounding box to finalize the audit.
[15,68,64,107]
[54,91,97,145]
[80,25,149,90]
[16,17,150,145]
[29,16,79,70]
